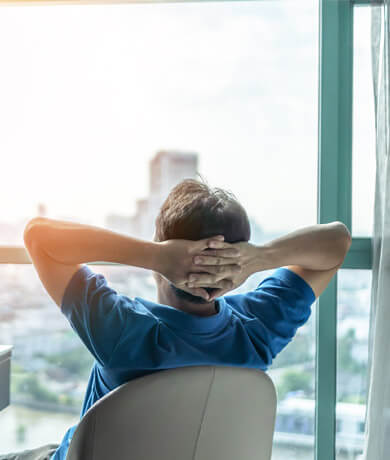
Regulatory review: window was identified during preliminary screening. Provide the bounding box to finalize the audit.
[0,264,152,451]
[332,6,374,460]
[352,7,376,237]
[0,1,376,460]
[316,2,374,459]
[0,2,319,459]
[336,269,371,459]
[0,1,318,247]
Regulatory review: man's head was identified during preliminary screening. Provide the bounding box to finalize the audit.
[154,178,251,304]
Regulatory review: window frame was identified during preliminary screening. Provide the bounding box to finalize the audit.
[318,1,376,460]
[0,1,379,459]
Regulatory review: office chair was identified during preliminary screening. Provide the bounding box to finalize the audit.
[66,365,277,460]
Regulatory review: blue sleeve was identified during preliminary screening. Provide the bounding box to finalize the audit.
[225,267,316,365]
[61,265,157,367]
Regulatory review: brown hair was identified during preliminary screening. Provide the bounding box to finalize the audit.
[154,178,250,303]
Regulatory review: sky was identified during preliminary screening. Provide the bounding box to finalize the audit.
[0,0,375,239]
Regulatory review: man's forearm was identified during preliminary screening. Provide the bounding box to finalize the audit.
[254,221,351,272]
[24,217,160,270]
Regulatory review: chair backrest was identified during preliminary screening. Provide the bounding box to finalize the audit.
[66,366,277,460]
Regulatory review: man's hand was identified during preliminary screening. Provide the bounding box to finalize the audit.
[157,235,243,300]
[184,241,262,301]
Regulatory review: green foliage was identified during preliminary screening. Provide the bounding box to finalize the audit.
[16,423,27,443]
[10,362,25,373]
[11,372,25,394]
[272,334,312,368]
[58,393,79,407]
[277,369,312,400]
[10,345,91,411]
[16,374,58,404]
[338,328,365,374]
[341,394,366,404]
[13,371,82,409]
[46,347,94,378]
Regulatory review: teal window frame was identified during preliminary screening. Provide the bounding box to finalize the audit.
[318,1,377,459]
[0,1,379,459]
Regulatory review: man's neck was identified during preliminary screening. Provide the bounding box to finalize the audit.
[157,290,217,317]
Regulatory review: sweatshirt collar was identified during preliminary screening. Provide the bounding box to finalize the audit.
[134,296,231,335]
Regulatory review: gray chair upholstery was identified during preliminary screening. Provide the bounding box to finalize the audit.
[66,366,277,460]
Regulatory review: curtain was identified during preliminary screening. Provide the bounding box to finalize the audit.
[362,1,390,459]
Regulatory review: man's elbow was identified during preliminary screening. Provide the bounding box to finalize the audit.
[332,221,352,262]
[334,221,352,243]
[23,217,48,249]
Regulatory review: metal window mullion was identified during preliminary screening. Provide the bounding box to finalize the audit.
[0,247,118,265]
[316,2,353,460]
[0,237,372,267]
[342,238,373,269]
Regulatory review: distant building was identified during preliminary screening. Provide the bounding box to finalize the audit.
[149,150,198,199]
[105,150,198,239]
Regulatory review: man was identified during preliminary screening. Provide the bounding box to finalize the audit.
[4,179,351,460]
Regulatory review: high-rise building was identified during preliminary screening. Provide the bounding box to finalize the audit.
[146,151,198,238]
[105,150,199,240]
[149,150,198,199]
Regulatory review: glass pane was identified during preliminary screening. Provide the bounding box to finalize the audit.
[0,0,318,246]
[0,264,145,452]
[336,269,371,460]
[352,8,376,237]
[268,303,316,460]
[0,1,318,459]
